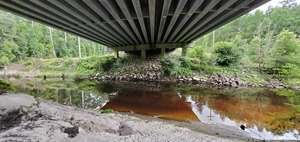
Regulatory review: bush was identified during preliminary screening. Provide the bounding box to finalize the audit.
[187,46,205,60]
[100,56,116,71]
[0,80,13,94]
[161,58,196,76]
[160,59,175,76]
[179,57,201,71]
[268,30,300,69]
[214,41,239,66]
[77,56,116,74]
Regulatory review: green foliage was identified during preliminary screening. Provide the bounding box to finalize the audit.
[280,63,300,78]
[178,57,201,71]
[101,109,114,113]
[268,30,300,69]
[160,58,197,76]
[160,59,175,76]
[0,10,107,63]
[245,77,264,84]
[290,104,300,112]
[274,89,298,97]
[0,80,13,94]
[25,60,34,70]
[0,40,19,67]
[214,41,239,66]
[77,56,116,74]
[174,66,193,76]
[187,46,205,60]
[100,56,116,72]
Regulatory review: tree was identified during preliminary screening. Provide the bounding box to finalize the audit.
[267,30,300,72]
[187,46,205,60]
[214,41,240,66]
[279,0,297,8]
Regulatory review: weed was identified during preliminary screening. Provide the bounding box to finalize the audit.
[101,109,115,113]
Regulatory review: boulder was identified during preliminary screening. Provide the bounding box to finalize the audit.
[291,86,300,91]
[192,77,200,82]
[224,82,230,86]
[230,82,238,88]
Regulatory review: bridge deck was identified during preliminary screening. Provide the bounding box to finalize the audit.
[0,0,269,50]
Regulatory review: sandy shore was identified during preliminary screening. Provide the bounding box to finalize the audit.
[0,93,248,142]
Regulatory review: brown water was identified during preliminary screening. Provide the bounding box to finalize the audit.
[9,79,300,140]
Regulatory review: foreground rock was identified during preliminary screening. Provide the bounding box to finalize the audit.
[0,93,240,142]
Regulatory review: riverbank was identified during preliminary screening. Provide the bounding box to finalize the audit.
[0,93,247,141]
[0,56,299,91]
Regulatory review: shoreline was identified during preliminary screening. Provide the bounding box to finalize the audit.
[0,93,247,141]
[1,74,300,91]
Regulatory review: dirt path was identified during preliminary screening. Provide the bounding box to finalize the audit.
[0,93,246,142]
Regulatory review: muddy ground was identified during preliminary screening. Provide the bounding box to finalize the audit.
[0,93,255,142]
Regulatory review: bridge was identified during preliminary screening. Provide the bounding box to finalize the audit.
[0,0,269,59]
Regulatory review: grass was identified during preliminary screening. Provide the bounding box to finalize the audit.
[101,109,115,113]
[0,80,13,94]
[275,89,298,97]
[76,55,116,75]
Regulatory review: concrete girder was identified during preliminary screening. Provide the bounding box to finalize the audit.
[167,0,204,42]
[148,0,155,43]
[116,0,144,44]
[111,43,192,51]
[156,0,172,43]
[47,0,122,45]
[191,0,270,41]
[29,0,118,46]
[99,0,139,44]
[179,0,238,42]
[188,0,267,42]
[82,0,134,44]
[31,0,122,44]
[162,0,188,42]
[47,0,122,46]
[132,0,149,43]
[64,0,125,45]
[0,0,114,46]
[0,0,270,49]
[173,0,221,42]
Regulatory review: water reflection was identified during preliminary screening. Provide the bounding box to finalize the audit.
[99,82,300,140]
[102,90,198,121]
[10,79,300,140]
[11,79,109,110]
[50,89,108,110]
[187,96,299,140]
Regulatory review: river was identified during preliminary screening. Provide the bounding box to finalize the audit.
[7,78,300,140]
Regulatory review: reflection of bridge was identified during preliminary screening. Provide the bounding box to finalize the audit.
[0,0,269,58]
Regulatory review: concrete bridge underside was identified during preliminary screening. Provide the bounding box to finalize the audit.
[0,0,269,58]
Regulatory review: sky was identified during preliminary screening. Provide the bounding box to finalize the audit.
[255,0,300,11]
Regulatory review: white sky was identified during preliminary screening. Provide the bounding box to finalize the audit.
[255,0,300,11]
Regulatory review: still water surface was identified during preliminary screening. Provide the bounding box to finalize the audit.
[10,79,300,140]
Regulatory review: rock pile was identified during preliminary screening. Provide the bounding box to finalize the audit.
[91,57,296,89]
[177,74,245,88]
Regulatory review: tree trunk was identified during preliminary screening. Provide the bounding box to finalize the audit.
[49,27,56,58]
[212,30,215,52]
[64,32,67,43]
[78,37,81,58]
[258,23,262,72]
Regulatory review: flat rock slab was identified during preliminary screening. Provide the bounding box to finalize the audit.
[0,93,36,115]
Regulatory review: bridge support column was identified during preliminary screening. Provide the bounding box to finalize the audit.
[160,47,165,58]
[114,49,119,58]
[182,48,187,56]
[141,49,146,60]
